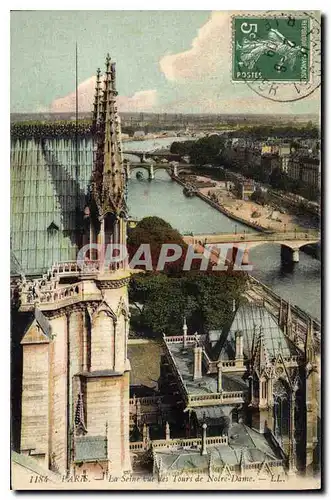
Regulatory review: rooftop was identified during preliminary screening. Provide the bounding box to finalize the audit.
[154,423,281,473]
[167,342,248,396]
[217,304,299,361]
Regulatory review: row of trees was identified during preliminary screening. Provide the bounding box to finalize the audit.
[227,122,320,139]
[127,217,247,336]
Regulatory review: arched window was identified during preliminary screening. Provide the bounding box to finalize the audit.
[273,379,290,438]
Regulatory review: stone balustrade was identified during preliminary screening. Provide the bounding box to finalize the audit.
[165,335,200,344]
[129,442,145,451]
[130,396,163,406]
[130,434,228,452]
[188,390,245,406]
[21,282,83,307]
[221,360,236,368]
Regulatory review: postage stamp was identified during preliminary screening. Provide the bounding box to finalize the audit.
[232,15,310,82]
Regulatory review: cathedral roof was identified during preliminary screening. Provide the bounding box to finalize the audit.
[216,303,300,361]
[11,137,92,275]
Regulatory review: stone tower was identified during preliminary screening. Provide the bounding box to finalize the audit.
[19,54,131,476]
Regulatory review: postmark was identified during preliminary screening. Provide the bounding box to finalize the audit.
[231,11,321,102]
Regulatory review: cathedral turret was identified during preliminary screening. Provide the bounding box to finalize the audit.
[90,54,127,262]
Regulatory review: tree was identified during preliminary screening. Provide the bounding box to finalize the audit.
[127,216,187,274]
[250,187,269,206]
[190,135,225,166]
[269,166,290,191]
[128,217,248,336]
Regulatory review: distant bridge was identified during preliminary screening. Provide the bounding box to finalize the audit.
[125,162,193,179]
[123,150,182,163]
[183,230,320,263]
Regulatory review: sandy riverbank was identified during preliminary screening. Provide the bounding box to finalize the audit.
[193,175,309,232]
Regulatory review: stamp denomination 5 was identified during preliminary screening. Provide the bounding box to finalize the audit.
[231,11,321,102]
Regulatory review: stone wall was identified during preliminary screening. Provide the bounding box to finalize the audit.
[20,342,49,467]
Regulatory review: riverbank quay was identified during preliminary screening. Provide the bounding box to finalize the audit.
[171,172,319,237]
[171,174,273,233]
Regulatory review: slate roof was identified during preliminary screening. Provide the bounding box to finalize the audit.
[74,435,107,462]
[11,138,93,276]
[217,304,299,361]
[154,423,281,473]
[167,343,249,396]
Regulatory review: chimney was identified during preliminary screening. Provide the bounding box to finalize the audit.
[217,361,223,393]
[183,316,188,349]
[201,423,207,455]
[235,330,244,360]
[193,346,203,380]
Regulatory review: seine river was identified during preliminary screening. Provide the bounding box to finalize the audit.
[125,137,321,320]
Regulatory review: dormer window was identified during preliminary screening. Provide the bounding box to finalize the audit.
[47,222,59,235]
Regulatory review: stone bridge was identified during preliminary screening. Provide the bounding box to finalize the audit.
[183,230,320,263]
[123,150,182,163]
[125,162,192,180]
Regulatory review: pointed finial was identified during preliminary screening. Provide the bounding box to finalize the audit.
[278,299,283,326]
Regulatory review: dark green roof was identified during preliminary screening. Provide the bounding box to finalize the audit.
[11,138,93,275]
[75,435,107,462]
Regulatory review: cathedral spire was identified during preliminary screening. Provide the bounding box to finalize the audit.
[92,67,102,129]
[92,54,125,220]
[305,318,316,364]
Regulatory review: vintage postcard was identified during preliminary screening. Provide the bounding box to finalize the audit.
[10,10,321,490]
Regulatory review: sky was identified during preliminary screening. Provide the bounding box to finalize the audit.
[10,10,320,115]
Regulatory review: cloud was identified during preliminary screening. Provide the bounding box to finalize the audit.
[50,76,157,113]
[159,12,230,82]
[117,90,158,112]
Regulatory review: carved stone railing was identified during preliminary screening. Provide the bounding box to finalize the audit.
[151,435,228,450]
[221,360,236,368]
[51,260,101,277]
[130,396,163,406]
[187,390,245,406]
[165,335,200,344]
[129,442,145,451]
[20,282,83,307]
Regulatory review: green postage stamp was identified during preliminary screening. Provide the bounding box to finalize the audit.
[232,15,310,82]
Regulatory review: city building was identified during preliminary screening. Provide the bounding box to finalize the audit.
[287,155,320,189]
